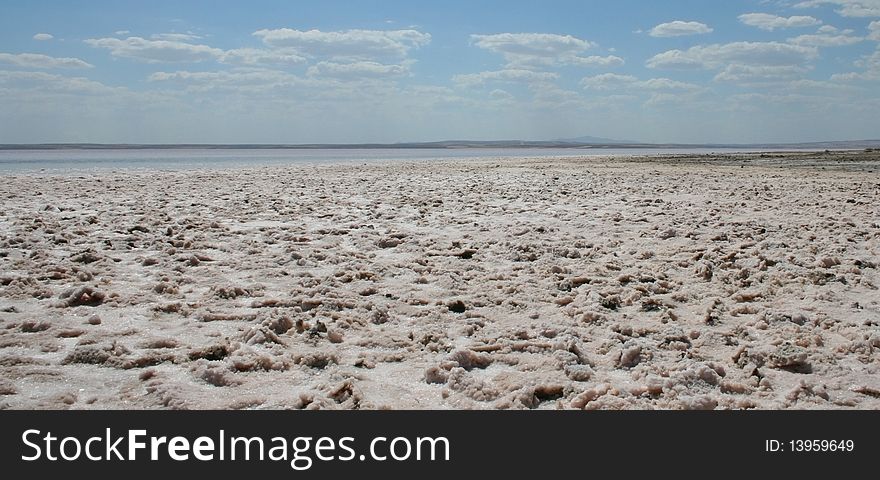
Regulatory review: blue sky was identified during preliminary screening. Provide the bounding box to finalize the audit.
[1,0,879,144]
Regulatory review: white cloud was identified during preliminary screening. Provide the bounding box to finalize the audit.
[829,71,868,80]
[568,55,625,67]
[0,70,118,95]
[646,42,819,69]
[144,68,456,113]
[738,13,822,31]
[714,64,812,83]
[114,30,130,36]
[787,78,860,91]
[639,77,702,90]
[469,32,620,67]
[649,21,713,37]
[33,33,53,41]
[147,69,310,93]
[489,89,514,101]
[220,48,306,66]
[870,20,880,40]
[471,32,593,56]
[453,69,558,87]
[580,73,638,89]
[307,61,409,79]
[830,46,880,80]
[149,69,295,84]
[87,34,308,67]
[794,1,880,18]
[788,30,863,46]
[531,85,588,109]
[252,28,430,59]
[0,52,93,69]
[151,33,202,41]
[581,73,700,91]
[643,92,693,107]
[85,36,224,63]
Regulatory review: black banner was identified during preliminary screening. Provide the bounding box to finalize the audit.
[1,411,876,476]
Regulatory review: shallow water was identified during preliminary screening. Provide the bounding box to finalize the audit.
[0,147,793,173]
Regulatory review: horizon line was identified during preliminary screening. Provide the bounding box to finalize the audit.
[2,139,880,151]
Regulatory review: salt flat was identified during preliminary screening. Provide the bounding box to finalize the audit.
[1,151,878,409]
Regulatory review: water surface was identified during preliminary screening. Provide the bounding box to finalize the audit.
[0,147,803,173]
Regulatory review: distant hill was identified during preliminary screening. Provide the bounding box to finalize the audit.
[555,135,637,144]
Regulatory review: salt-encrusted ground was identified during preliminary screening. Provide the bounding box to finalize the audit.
[1,151,878,409]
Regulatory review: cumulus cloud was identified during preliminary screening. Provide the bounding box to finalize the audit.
[788,29,863,46]
[794,0,880,18]
[85,36,224,63]
[738,13,822,31]
[33,33,53,41]
[220,48,306,66]
[452,68,558,86]
[581,73,700,91]
[643,92,698,107]
[489,88,514,101]
[147,69,310,93]
[151,33,202,41]
[252,28,430,59]
[870,20,880,40]
[471,32,593,56]
[580,73,638,89]
[0,52,93,69]
[646,42,819,70]
[307,61,409,79]
[149,69,294,84]
[530,84,589,109]
[714,64,812,83]
[0,70,117,95]
[469,32,621,67]
[90,28,431,71]
[830,46,880,80]
[88,34,309,67]
[568,55,625,67]
[638,77,702,90]
[580,74,705,111]
[649,21,713,37]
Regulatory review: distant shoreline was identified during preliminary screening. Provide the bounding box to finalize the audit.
[1,140,879,151]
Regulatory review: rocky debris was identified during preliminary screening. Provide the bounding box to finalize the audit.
[188,343,231,361]
[377,237,404,248]
[2,151,879,409]
[55,286,105,307]
[294,351,339,369]
[62,341,130,366]
[446,349,493,370]
[564,364,593,381]
[657,228,677,240]
[767,343,812,373]
[20,320,51,333]
[447,300,467,314]
[192,362,242,387]
[617,343,642,369]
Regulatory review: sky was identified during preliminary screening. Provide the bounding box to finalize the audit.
[1,0,879,144]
